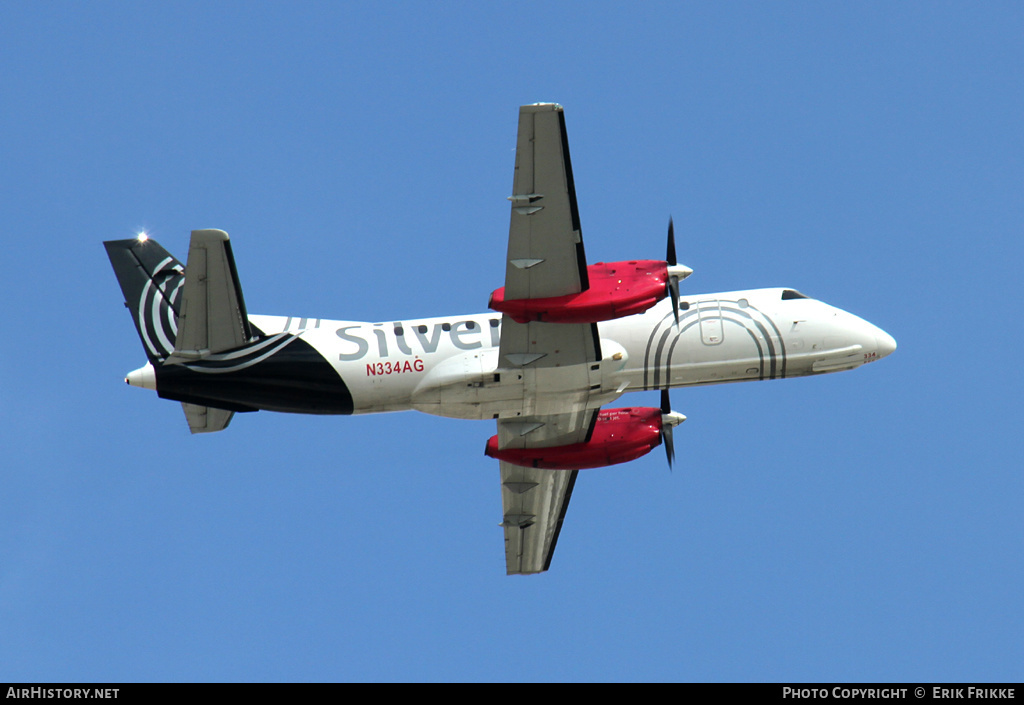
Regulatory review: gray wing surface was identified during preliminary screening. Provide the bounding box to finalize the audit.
[494,104,602,575]
[503,102,589,300]
[501,462,579,575]
[498,103,601,417]
[167,229,253,363]
[497,409,595,575]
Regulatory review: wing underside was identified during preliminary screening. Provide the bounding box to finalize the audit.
[501,462,579,575]
[503,102,588,300]
[495,104,602,575]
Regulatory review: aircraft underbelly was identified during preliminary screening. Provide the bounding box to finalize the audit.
[407,348,598,421]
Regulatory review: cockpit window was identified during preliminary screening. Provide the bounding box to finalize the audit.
[781,289,809,300]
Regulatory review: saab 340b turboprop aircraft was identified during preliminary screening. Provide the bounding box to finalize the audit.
[105,103,896,574]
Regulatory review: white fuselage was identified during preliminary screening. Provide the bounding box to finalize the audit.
[243,287,896,420]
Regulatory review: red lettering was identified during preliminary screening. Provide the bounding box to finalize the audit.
[365,358,427,376]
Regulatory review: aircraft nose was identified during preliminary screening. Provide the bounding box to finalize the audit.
[874,329,897,360]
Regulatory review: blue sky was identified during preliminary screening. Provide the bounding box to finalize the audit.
[1,1,1021,682]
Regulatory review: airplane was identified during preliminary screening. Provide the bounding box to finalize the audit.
[104,103,896,575]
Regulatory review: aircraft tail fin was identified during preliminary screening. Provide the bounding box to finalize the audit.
[104,236,185,363]
[106,231,256,435]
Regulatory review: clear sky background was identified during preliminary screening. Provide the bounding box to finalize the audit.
[1,2,1021,683]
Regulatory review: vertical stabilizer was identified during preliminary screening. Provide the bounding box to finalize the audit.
[103,237,185,363]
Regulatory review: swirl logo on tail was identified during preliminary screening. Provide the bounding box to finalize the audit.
[103,238,186,364]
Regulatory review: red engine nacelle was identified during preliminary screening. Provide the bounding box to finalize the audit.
[489,260,669,324]
[485,407,663,470]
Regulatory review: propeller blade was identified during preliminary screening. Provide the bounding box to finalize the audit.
[668,275,680,326]
[666,217,677,266]
[659,388,686,470]
[661,388,675,468]
[666,218,680,326]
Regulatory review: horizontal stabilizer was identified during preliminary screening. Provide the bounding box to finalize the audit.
[182,402,234,434]
[167,229,254,363]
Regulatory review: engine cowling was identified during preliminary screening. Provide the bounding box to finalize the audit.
[485,407,664,470]
[489,260,670,324]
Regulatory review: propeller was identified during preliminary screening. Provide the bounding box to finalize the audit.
[667,218,680,326]
[659,388,687,469]
[664,217,693,327]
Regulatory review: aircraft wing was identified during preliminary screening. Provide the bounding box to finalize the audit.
[500,461,579,575]
[498,103,601,402]
[503,102,589,299]
[497,409,596,575]
[495,104,601,574]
